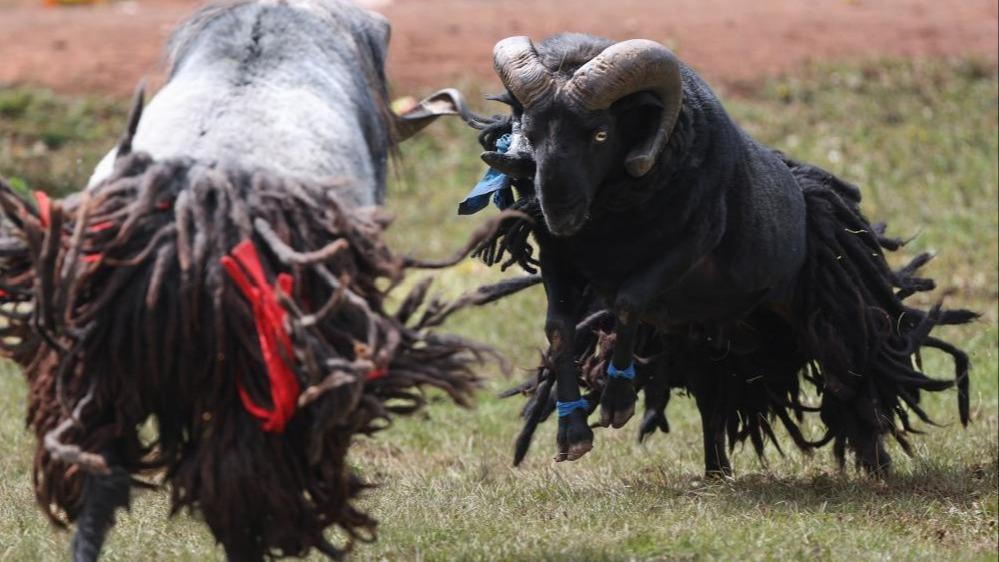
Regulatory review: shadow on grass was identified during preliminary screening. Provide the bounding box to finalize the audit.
[622,456,998,513]
[511,551,698,562]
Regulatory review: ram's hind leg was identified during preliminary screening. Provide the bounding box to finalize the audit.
[70,459,131,562]
[843,394,892,477]
[693,383,732,478]
[637,356,671,443]
[222,540,265,562]
[854,431,891,477]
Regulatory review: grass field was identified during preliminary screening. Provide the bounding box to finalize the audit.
[1,58,997,561]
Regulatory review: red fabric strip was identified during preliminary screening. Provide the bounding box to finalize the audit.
[221,240,301,433]
[88,220,114,233]
[33,191,51,227]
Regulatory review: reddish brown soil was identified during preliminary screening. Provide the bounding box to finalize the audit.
[0,0,996,97]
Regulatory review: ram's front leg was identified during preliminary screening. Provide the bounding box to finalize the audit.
[598,293,642,428]
[601,223,721,430]
[549,312,593,462]
[541,253,592,462]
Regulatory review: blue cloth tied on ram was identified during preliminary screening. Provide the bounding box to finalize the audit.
[458,133,514,215]
[606,361,636,380]
[556,398,590,418]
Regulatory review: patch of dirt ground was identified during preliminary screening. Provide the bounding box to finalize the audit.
[0,0,996,97]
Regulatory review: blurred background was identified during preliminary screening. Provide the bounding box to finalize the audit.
[0,1,996,561]
[1,0,996,194]
[0,0,996,95]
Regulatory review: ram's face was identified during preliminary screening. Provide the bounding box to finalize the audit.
[520,105,626,237]
[489,35,685,238]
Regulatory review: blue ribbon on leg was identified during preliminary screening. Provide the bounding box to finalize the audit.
[606,362,636,380]
[556,398,590,418]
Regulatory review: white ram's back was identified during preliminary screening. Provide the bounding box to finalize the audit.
[89,0,391,207]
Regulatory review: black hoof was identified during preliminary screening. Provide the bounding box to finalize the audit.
[856,436,892,478]
[555,409,594,462]
[704,465,733,480]
[599,377,637,429]
[637,408,669,443]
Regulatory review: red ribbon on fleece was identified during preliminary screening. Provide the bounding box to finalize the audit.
[221,240,300,433]
[366,367,388,382]
[32,191,102,264]
[33,191,51,227]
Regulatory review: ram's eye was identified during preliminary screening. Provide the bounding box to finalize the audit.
[594,130,609,143]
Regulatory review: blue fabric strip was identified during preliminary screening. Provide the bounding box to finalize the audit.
[556,398,589,418]
[606,362,636,380]
[458,134,514,215]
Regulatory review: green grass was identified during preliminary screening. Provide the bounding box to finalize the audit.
[0,88,126,197]
[1,58,997,561]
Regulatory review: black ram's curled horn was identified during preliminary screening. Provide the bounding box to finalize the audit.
[564,39,683,177]
[492,36,554,108]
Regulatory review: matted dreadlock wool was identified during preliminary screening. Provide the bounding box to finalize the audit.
[0,151,531,559]
[0,208,37,365]
[787,156,975,471]
[468,114,541,274]
[477,115,975,473]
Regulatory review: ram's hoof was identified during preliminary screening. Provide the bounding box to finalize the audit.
[704,465,734,480]
[599,377,637,429]
[856,434,892,478]
[555,410,593,462]
[637,408,669,443]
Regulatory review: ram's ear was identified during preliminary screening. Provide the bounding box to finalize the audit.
[610,91,663,115]
[611,91,665,170]
[393,89,487,142]
[362,11,391,74]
